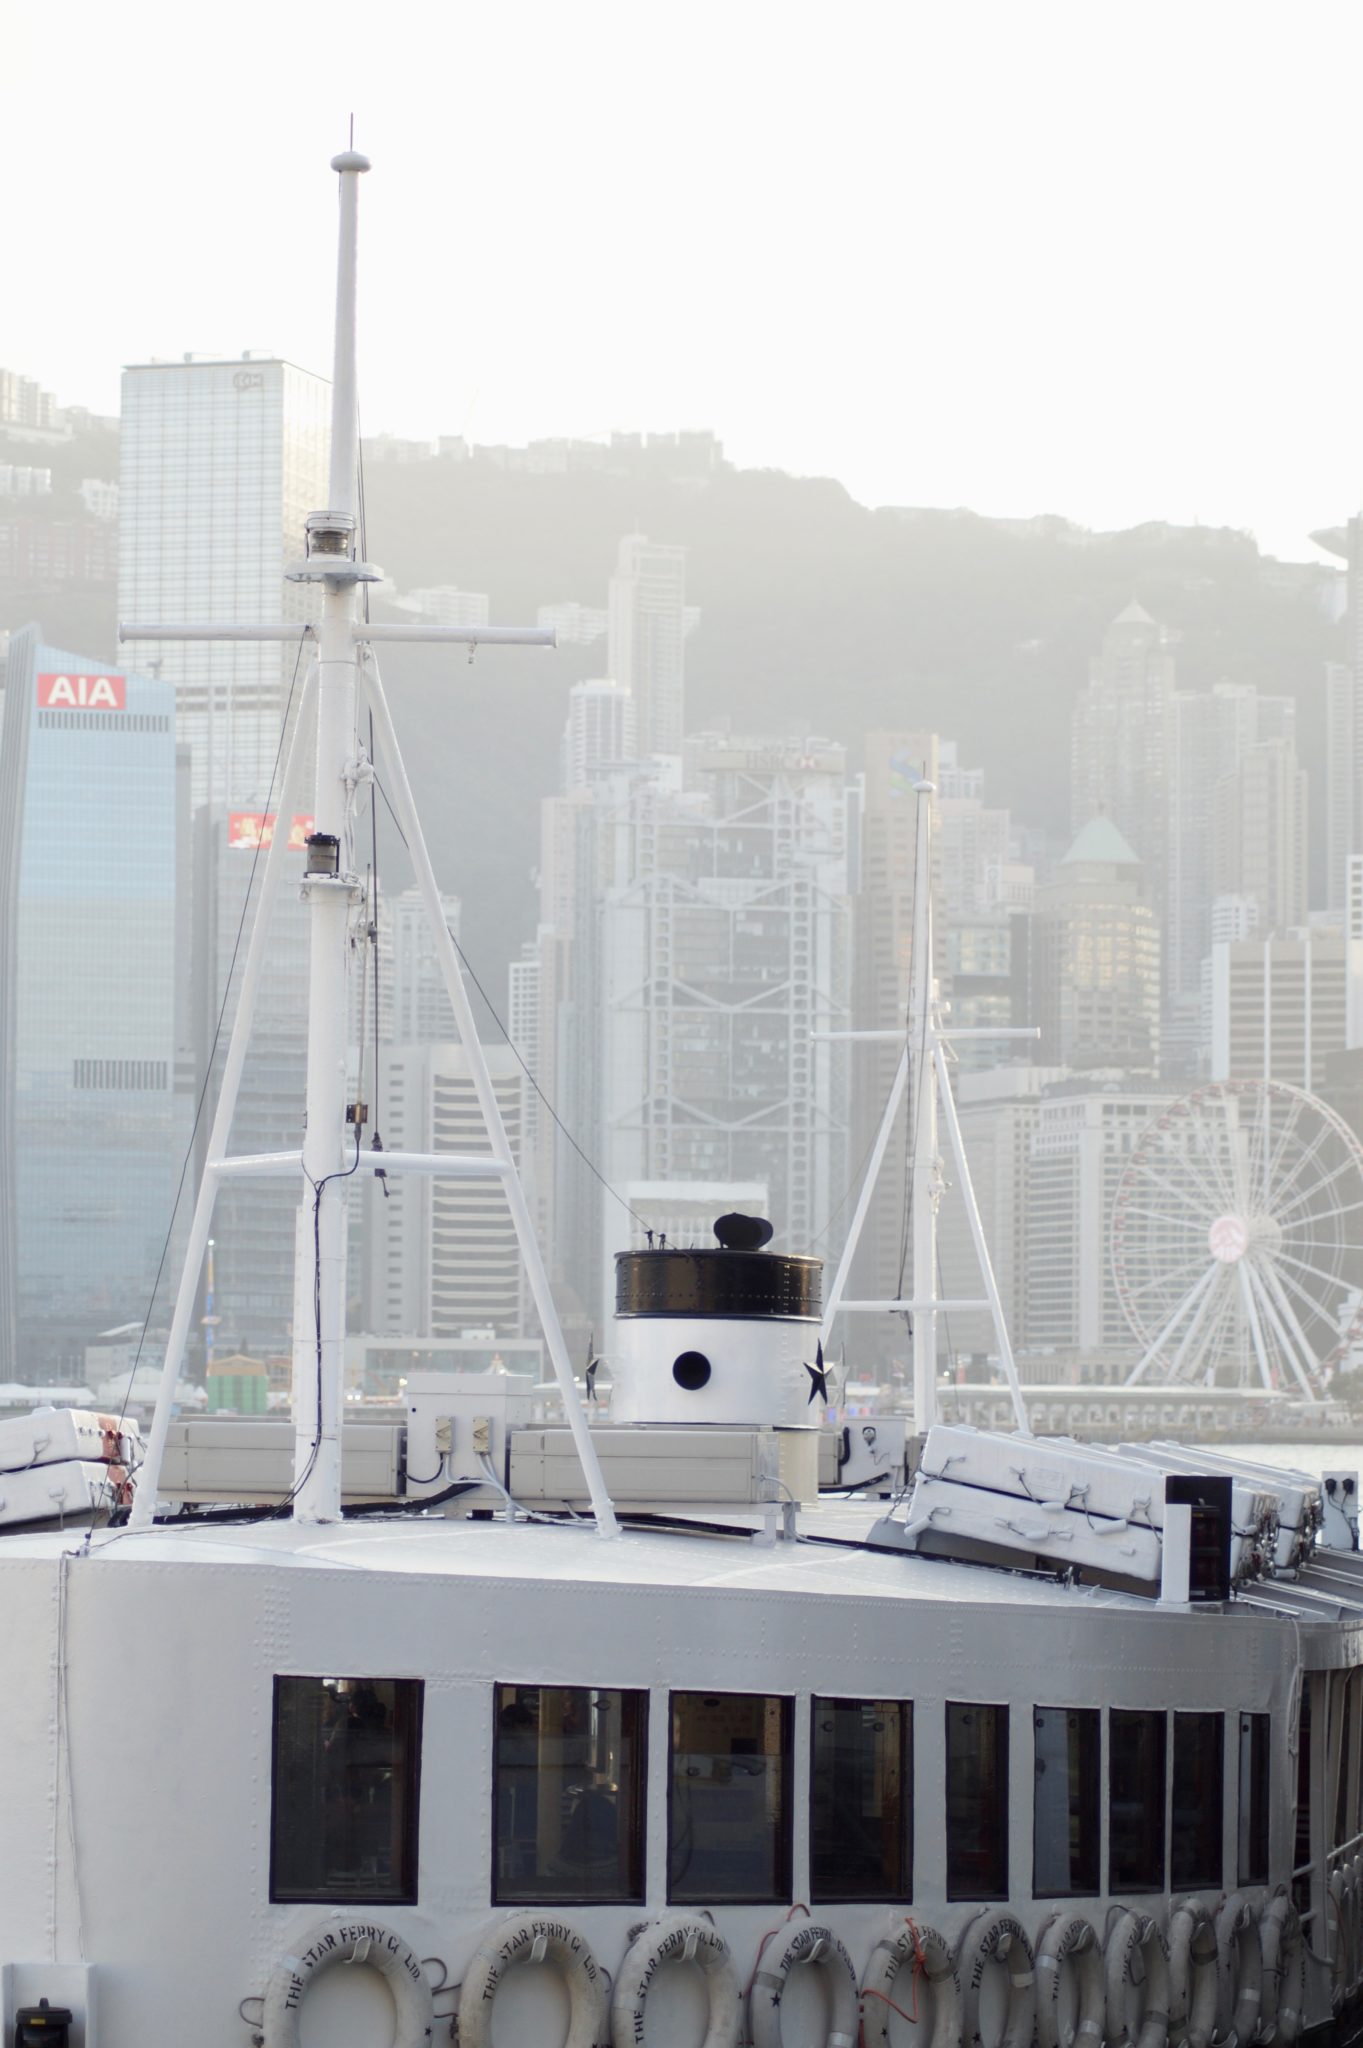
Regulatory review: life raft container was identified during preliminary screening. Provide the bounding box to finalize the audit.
[1212,1894,1262,2046]
[1102,1909,1169,2048]
[457,1912,604,2048]
[957,1912,1036,2048]
[860,1920,962,2048]
[260,1915,433,2048]
[1034,1911,1104,2048]
[749,1921,859,2048]
[1166,1898,1218,2048]
[611,1913,741,2048]
[1258,1892,1304,2044]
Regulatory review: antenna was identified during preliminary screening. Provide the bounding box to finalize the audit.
[122,154,619,1538]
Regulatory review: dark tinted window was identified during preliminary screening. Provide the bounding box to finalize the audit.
[1034,1707,1100,1897]
[1239,1713,1270,1886]
[1293,1679,1313,1918]
[493,1685,646,1903]
[669,1692,792,1903]
[1172,1712,1223,1889]
[811,1698,911,1902]
[946,1702,1008,1900]
[1109,1710,1166,1893]
[271,1676,422,1903]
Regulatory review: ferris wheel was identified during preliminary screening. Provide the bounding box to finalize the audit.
[1110,1080,1363,1397]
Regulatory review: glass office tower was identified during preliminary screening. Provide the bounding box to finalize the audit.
[0,627,177,1377]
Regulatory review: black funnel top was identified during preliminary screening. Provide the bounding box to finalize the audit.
[713,1212,774,1251]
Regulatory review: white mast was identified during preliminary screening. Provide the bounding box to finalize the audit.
[123,150,620,1535]
[287,148,371,1523]
[814,774,1035,1436]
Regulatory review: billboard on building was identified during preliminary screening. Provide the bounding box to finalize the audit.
[227,813,316,850]
[37,673,126,710]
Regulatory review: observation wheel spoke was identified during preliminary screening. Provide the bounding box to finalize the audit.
[1237,1261,1275,1389]
[1254,1257,1325,1400]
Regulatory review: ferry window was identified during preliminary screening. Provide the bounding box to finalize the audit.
[1239,1713,1270,1886]
[493,1685,646,1904]
[669,1692,792,1903]
[1033,1707,1100,1897]
[1334,1673,1355,1850]
[1293,1679,1313,1918]
[946,1702,1009,1901]
[811,1698,911,1902]
[270,1676,422,1904]
[1172,1712,1223,1889]
[1109,1709,1166,1893]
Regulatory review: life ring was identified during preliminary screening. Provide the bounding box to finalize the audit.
[1328,1867,1350,2012]
[611,1913,740,2048]
[749,1921,858,2048]
[957,1912,1036,2048]
[458,1911,603,2048]
[1258,1893,1304,2044]
[1212,1895,1262,2047]
[1034,1912,1104,2048]
[1102,1909,1169,2048]
[1166,1897,1218,2048]
[861,1920,962,2048]
[260,1915,433,2048]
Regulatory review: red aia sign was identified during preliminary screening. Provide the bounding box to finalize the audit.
[37,673,127,710]
[227,812,316,851]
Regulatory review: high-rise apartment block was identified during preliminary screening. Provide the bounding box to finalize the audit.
[365,1043,527,1338]
[0,629,177,1377]
[1071,602,1176,908]
[119,355,330,811]
[561,678,636,789]
[1209,931,1363,1090]
[607,535,686,757]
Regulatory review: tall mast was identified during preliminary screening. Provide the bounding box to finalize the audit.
[908,776,939,1434]
[287,149,371,1523]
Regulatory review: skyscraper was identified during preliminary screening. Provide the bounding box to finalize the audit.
[119,355,330,810]
[0,628,177,1377]
[1313,517,1363,910]
[560,678,637,789]
[607,535,686,757]
[1032,817,1161,1074]
[1212,736,1308,939]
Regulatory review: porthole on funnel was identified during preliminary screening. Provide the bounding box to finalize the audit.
[672,1350,712,1391]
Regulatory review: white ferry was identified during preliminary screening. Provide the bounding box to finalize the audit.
[1,151,1362,2048]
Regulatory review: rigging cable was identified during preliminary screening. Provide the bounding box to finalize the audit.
[100,629,313,1501]
[369,769,651,1235]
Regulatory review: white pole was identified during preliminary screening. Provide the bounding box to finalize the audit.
[129,666,317,1529]
[360,649,620,1537]
[909,783,939,1436]
[932,1039,1030,1433]
[289,150,370,1525]
[819,1046,908,1347]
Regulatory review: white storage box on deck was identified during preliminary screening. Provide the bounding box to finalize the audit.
[915,1425,1279,1583]
[0,1460,121,1528]
[0,1406,140,1475]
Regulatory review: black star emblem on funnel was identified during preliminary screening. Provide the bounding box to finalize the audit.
[804,1341,830,1405]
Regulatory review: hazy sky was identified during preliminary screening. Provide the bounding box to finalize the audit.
[10,0,1361,559]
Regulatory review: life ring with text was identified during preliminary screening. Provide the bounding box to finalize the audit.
[261,1915,433,2048]
[860,1919,962,2048]
[1166,1897,1218,2048]
[956,1912,1036,2048]
[1034,1911,1105,2048]
[1102,1908,1169,2048]
[1258,1892,1304,2044]
[1212,1893,1261,2046]
[458,1912,603,2048]
[749,1921,858,2048]
[611,1913,740,2048]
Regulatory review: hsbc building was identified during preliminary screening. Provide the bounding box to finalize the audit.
[0,625,177,1377]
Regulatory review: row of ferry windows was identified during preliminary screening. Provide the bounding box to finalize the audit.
[268,1678,1271,1908]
